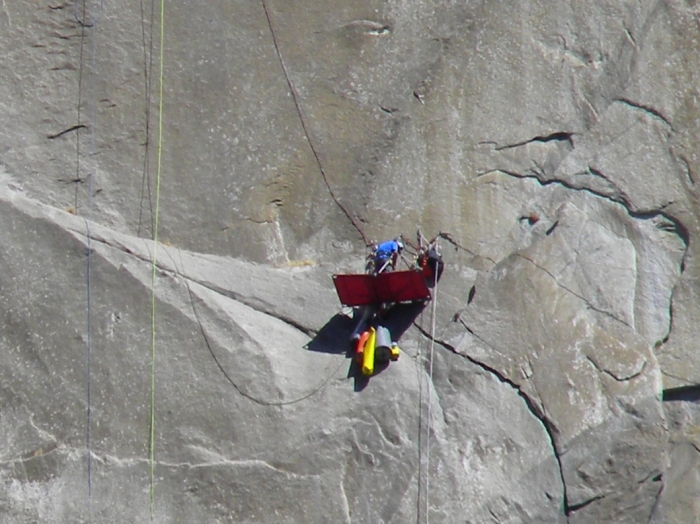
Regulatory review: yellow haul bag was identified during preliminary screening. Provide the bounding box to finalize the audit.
[355,330,370,364]
[361,327,377,376]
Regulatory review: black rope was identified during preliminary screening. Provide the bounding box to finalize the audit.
[260,0,369,246]
[165,248,345,407]
[74,0,104,503]
[137,0,156,239]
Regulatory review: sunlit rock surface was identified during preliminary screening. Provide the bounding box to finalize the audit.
[1,0,700,522]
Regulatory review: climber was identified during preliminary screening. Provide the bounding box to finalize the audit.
[418,242,444,286]
[371,237,404,274]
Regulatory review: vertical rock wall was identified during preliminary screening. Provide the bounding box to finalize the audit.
[0,0,699,522]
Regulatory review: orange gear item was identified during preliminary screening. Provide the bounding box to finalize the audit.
[355,330,370,364]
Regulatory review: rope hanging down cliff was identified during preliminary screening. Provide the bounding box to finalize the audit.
[148,0,166,516]
[137,0,157,238]
[424,266,439,524]
[165,248,347,408]
[74,0,103,504]
[414,252,440,524]
[260,0,369,246]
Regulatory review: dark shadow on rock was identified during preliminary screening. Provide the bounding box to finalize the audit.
[306,314,355,354]
[308,301,427,391]
[354,376,370,392]
[347,358,368,391]
[348,355,390,391]
[377,301,428,342]
[663,384,700,402]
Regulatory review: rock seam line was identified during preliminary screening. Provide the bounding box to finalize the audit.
[413,321,571,520]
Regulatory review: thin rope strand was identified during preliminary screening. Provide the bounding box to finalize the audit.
[424,265,439,524]
[260,0,369,246]
[415,306,425,524]
[74,0,102,504]
[137,0,156,238]
[74,0,86,213]
[84,0,101,499]
[75,0,89,500]
[149,0,165,516]
[161,248,346,407]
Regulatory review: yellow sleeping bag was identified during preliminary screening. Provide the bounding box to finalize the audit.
[361,327,377,376]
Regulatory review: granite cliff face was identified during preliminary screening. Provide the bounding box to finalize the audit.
[1,0,700,522]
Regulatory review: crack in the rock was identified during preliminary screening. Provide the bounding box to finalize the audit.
[448,160,685,517]
[62,219,351,408]
[579,165,633,204]
[413,321,570,519]
[486,169,688,373]
[646,480,664,524]
[246,216,272,225]
[0,445,61,468]
[365,414,402,449]
[76,230,317,337]
[490,132,574,152]
[484,169,689,247]
[636,469,664,486]
[566,493,606,514]
[668,147,695,187]
[47,124,86,139]
[624,469,666,524]
[614,98,673,130]
[161,457,304,474]
[585,355,648,382]
[188,277,317,338]
[515,253,632,329]
[675,152,694,186]
[28,414,59,445]
[545,220,559,235]
[438,230,496,265]
[623,26,637,49]
[69,446,308,474]
[167,248,347,408]
[660,369,698,387]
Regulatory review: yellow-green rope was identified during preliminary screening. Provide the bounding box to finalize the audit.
[150,0,165,516]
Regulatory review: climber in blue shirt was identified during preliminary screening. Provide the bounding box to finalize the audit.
[373,237,404,274]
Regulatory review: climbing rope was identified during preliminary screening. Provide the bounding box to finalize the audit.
[75,0,103,504]
[149,0,166,516]
[137,0,157,238]
[260,0,369,246]
[165,248,347,408]
[414,306,426,523]
[424,265,439,524]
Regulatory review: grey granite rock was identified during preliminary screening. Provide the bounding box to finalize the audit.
[2,0,700,522]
